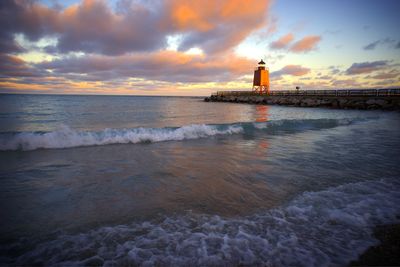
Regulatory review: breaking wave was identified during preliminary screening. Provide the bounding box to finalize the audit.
[0,118,360,151]
[6,178,400,267]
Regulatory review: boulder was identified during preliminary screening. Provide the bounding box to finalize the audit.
[375,99,388,107]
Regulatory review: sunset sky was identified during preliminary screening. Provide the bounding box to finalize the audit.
[1,0,400,96]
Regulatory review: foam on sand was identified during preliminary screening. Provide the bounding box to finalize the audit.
[8,178,400,267]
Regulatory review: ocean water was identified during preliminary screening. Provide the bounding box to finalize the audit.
[0,94,399,266]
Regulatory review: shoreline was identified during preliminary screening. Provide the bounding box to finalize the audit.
[205,95,400,110]
[350,224,400,266]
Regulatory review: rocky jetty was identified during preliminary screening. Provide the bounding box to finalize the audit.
[204,94,400,110]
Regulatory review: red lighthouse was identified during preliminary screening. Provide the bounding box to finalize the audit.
[252,59,270,94]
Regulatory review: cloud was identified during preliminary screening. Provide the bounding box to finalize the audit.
[396,41,400,49]
[0,0,59,54]
[289,35,321,53]
[269,34,321,53]
[18,0,168,55]
[265,16,278,36]
[166,0,271,53]
[269,33,294,49]
[319,75,331,80]
[271,65,310,77]
[0,39,26,54]
[363,40,380,50]
[363,38,397,50]
[36,51,255,83]
[369,70,400,80]
[330,68,340,75]
[0,0,274,95]
[346,60,388,75]
[0,54,42,77]
[330,79,362,88]
[1,0,271,56]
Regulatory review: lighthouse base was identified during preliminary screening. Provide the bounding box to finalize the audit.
[252,86,269,95]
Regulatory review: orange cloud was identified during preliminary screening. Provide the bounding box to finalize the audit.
[289,35,321,53]
[269,33,294,49]
[167,0,269,28]
[169,2,214,31]
[165,0,271,53]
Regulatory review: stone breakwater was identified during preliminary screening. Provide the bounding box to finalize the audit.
[204,95,400,110]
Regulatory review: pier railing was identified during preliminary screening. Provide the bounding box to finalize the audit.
[213,88,400,97]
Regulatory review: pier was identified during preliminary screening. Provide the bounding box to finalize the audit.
[204,88,400,110]
[206,61,400,110]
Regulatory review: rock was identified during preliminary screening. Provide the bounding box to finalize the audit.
[319,99,331,106]
[205,93,400,110]
[375,99,388,107]
[338,99,348,107]
[331,100,339,108]
[367,104,378,110]
[352,101,367,109]
[291,98,301,105]
[256,96,265,102]
[300,98,316,107]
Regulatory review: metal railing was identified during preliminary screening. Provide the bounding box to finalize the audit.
[212,88,400,97]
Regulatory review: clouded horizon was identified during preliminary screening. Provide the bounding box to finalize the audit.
[1,0,399,96]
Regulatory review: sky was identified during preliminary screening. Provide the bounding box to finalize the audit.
[0,0,399,96]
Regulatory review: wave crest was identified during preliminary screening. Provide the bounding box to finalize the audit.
[0,124,243,151]
[0,118,358,151]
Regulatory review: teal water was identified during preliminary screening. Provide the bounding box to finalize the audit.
[0,94,399,266]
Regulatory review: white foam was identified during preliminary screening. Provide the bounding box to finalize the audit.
[11,178,400,267]
[0,124,243,151]
[0,118,363,151]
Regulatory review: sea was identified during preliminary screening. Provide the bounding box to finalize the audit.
[0,94,399,266]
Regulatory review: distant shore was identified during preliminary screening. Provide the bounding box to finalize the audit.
[205,94,400,110]
[350,224,400,266]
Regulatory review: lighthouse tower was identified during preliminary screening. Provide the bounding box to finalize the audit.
[253,59,270,94]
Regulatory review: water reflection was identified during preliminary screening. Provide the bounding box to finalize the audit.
[253,105,270,152]
[255,105,269,122]
[162,98,257,127]
[159,139,277,217]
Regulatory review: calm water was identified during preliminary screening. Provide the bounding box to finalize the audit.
[0,94,399,266]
